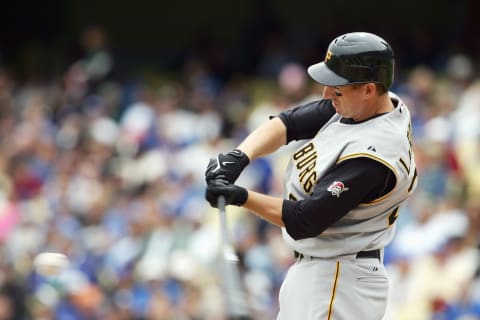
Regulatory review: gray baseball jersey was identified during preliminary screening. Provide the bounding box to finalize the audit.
[281,93,417,258]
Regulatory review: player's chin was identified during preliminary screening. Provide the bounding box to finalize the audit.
[332,101,342,112]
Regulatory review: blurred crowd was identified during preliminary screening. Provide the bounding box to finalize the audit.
[1,25,480,320]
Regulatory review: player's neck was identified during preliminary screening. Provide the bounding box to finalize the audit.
[352,95,394,122]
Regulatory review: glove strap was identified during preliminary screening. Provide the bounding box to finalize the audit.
[228,149,250,167]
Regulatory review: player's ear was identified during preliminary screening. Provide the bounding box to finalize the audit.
[364,83,376,97]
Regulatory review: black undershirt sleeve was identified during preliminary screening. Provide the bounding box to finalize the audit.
[281,157,396,240]
[276,99,336,143]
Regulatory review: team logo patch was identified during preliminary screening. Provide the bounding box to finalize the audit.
[327,181,349,198]
[325,50,333,62]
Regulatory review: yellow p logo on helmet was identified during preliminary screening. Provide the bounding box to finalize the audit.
[325,50,332,62]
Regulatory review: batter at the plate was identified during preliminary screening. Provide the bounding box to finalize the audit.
[205,31,418,320]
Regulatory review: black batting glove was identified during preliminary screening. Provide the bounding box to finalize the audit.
[205,149,250,184]
[206,179,248,208]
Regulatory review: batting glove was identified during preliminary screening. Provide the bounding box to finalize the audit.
[206,179,248,208]
[205,149,250,184]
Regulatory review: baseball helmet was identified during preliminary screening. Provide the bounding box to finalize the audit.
[308,32,394,89]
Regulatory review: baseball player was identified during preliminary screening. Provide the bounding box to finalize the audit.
[205,32,417,320]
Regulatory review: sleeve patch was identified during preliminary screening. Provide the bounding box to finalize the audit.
[327,181,349,198]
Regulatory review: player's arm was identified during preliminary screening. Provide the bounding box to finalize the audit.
[204,117,286,184]
[237,117,287,161]
[281,157,395,240]
[205,99,334,183]
[239,99,336,159]
[206,157,395,238]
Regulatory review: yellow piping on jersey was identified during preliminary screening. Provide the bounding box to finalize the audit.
[337,153,399,205]
[327,261,340,320]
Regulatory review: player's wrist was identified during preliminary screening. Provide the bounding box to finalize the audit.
[231,186,248,206]
[228,149,250,168]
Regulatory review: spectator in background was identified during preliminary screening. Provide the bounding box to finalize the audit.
[396,65,435,139]
[75,25,114,92]
[451,80,480,200]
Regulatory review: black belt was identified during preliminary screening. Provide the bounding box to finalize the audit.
[294,249,380,261]
[356,249,381,260]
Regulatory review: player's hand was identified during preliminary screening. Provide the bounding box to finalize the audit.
[205,149,250,184]
[206,179,248,208]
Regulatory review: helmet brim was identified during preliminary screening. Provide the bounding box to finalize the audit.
[307,62,349,87]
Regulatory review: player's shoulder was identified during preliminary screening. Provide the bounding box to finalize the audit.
[346,112,409,156]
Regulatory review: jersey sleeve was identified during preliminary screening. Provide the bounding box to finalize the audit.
[281,157,396,240]
[276,99,336,143]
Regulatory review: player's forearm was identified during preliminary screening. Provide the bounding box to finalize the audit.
[242,190,285,227]
[237,117,286,161]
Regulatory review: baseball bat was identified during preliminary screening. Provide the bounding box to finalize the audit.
[217,196,253,320]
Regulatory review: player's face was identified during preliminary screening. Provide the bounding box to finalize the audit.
[323,84,368,120]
